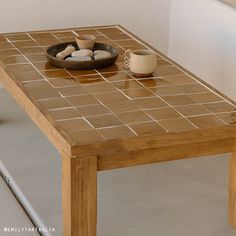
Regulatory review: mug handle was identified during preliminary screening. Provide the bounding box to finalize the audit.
[124,49,132,69]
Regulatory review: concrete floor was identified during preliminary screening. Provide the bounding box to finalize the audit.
[1,87,236,236]
[0,177,39,235]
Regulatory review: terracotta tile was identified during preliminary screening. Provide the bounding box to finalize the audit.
[97,27,124,35]
[15,71,45,82]
[159,118,197,132]
[162,95,196,106]
[84,81,117,93]
[33,61,59,71]
[0,42,14,50]
[202,102,236,113]
[97,64,122,73]
[129,121,166,135]
[56,118,92,131]
[22,81,60,99]
[157,59,172,66]
[117,110,152,124]
[67,69,97,76]
[41,69,71,78]
[98,126,135,139]
[53,31,75,38]
[188,92,223,103]
[38,97,71,110]
[163,74,196,84]
[58,86,89,97]
[107,33,132,40]
[67,94,99,106]
[7,63,36,72]
[151,85,184,96]
[0,55,27,64]
[138,78,169,87]
[69,129,105,145]
[48,108,81,120]
[30,33,59,46]
[111,80,143,90]
[74,29,101,36]
[115,39,143,48]
[19,47,45,54]
[6,34,31,41]
[133,97,168,109]
[12,40,38,48]
[145,107,181,120]
[26,54,47,62]
[121,88,155,99]
[76,104,111,117]
[174,104,211,116]
[0,49,20,57]
[153,65,184,77]
[86,114,122,128]
[177,83,208,94]
[48,77,79,88]
[74,74,104,84]
[102,71,134,82]
[216,112,236,125]
[188,115,224,128]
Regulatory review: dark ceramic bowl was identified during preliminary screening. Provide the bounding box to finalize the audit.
[46,42,119,70]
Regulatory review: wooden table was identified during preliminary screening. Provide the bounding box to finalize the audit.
[0,25,236,236]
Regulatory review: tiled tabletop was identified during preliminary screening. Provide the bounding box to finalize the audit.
[0,26,236,147]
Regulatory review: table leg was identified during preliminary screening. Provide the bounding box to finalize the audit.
[62,153,97,236]
[229,151,236,228]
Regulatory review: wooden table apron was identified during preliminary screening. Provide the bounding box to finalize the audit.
[1,25,236,236]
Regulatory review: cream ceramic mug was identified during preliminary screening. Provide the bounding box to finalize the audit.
[124,49,157,77]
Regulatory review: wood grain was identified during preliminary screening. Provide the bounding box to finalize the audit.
[62,152,97,236]
[98,138,234,170]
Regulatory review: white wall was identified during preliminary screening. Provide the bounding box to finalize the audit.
[0,0,171,54]
[168,0,236,101]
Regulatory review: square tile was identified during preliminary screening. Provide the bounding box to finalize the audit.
[111,80,143,90]
[12,40,39,48]
[102,71,134,82]
[76,104,111,117]
[159,118,197,132]
[0,49,20,57]
[174,104,211,116]
[69,129,105,145]
[121,88,155,99]
[188,92,223,103]
[129,121,166,135]
[164,74,196,84]
[56,118,92,131]
[47,108,81,120]
[133,97,168,109]
[7,63,36,72]
[19,47,45,54]
[26,54,47,62]
[6,34,31,41]
[58,86,89,97]
[74,74,104,84]
[48,77,79,88]
[138,78,169,87]
[145,107,181,120]
[22,81,60,100]
[67,94,99,106]
[216,112,236,125]
[38,97,71,110]
[98,126,135,139]
[0,42,14,49]
[84,81,117,93]
[153,65,184,77]
[0,55,28,64]
[117,110,152,124]
[15,71,45,82]
[86,114,122,128]
[162,95,196,106]
[188,115,224,128]
[41,69,71,78]
[202,102,236,113]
